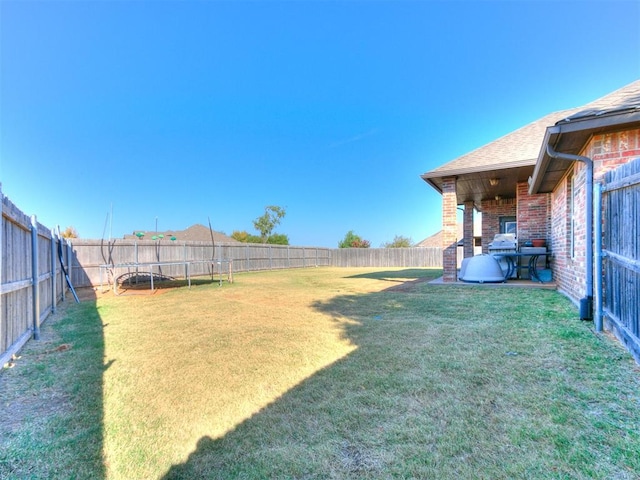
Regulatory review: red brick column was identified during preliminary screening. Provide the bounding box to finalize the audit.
[442,177,458,282]
[463,200,474,258]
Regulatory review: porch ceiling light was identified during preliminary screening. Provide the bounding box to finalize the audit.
[489,178,500,187]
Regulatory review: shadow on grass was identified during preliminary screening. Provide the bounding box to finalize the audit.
[158,274,491,479]
[161,276,439,478]
[6,271,636,479]
[345,268,442,293]
[0,294,107,479]
[344,268,440,281]
[161,270,640,479]
[111,276,229,295]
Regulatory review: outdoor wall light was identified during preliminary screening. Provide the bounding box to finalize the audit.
[489,178,500,187]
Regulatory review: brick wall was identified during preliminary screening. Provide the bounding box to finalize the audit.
[550,173,571,296]
[463,200,474,258]
[550,127,640,302]
[586,129,640,179]
[516,181,550,247]
[551,165,587,301]
[441,177,458,282]
[480,198,516,253]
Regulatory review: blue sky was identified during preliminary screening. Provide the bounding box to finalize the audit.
[1,1,639,247]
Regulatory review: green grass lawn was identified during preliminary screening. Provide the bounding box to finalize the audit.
[1,267,639,479]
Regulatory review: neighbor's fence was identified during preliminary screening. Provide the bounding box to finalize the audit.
[1,189,73,367]
[602,157,640,362]
[70,243,443,288]
[70,241,334,288]
[330,247,442,268]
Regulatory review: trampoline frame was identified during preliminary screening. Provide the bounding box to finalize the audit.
[99,259,233,295]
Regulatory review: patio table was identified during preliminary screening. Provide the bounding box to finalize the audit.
[490,251,551,283]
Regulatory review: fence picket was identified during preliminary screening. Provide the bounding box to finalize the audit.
[1,194,64,365]
[602,157,640,362]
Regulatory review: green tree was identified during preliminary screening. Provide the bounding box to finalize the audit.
[267,233,290,245]
[232,230,262,243]
[253,205,286,243]
[382,235,413,248]
[231,230,249,242]
[338,230,370,248]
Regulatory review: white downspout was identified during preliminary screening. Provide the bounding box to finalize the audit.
[545,145,594,321]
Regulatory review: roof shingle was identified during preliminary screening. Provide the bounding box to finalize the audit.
[422,80,640,180]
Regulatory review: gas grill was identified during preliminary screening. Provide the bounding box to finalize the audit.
[488,233,517,278]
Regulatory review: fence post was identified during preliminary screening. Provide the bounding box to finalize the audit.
[57,231,65,302]
[269,245,272,270]
[594,182,603,333]
[31,215,40,340]
[51,230,56,313]
[66,239,72,291]
[183,242,188,280]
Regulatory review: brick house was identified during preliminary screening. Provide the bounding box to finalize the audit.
[421,80,640,311]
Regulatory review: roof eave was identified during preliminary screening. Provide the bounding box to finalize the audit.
[529,126,560,194]
[529,109,640,194]
[421,175,443,195]
[422,158,536,181]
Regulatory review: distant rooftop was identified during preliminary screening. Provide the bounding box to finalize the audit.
[124,224,239,243]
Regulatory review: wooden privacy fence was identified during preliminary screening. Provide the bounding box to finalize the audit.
[1,190,74,367]
[71,242,444,288]
[602,157,640,362]
[330,247,442,268]
[70,240,334,288]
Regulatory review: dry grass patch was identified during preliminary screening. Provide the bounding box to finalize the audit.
[1,267,640,479]
[98,269,368,478]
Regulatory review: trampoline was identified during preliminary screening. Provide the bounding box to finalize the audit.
[99,259,233,295]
